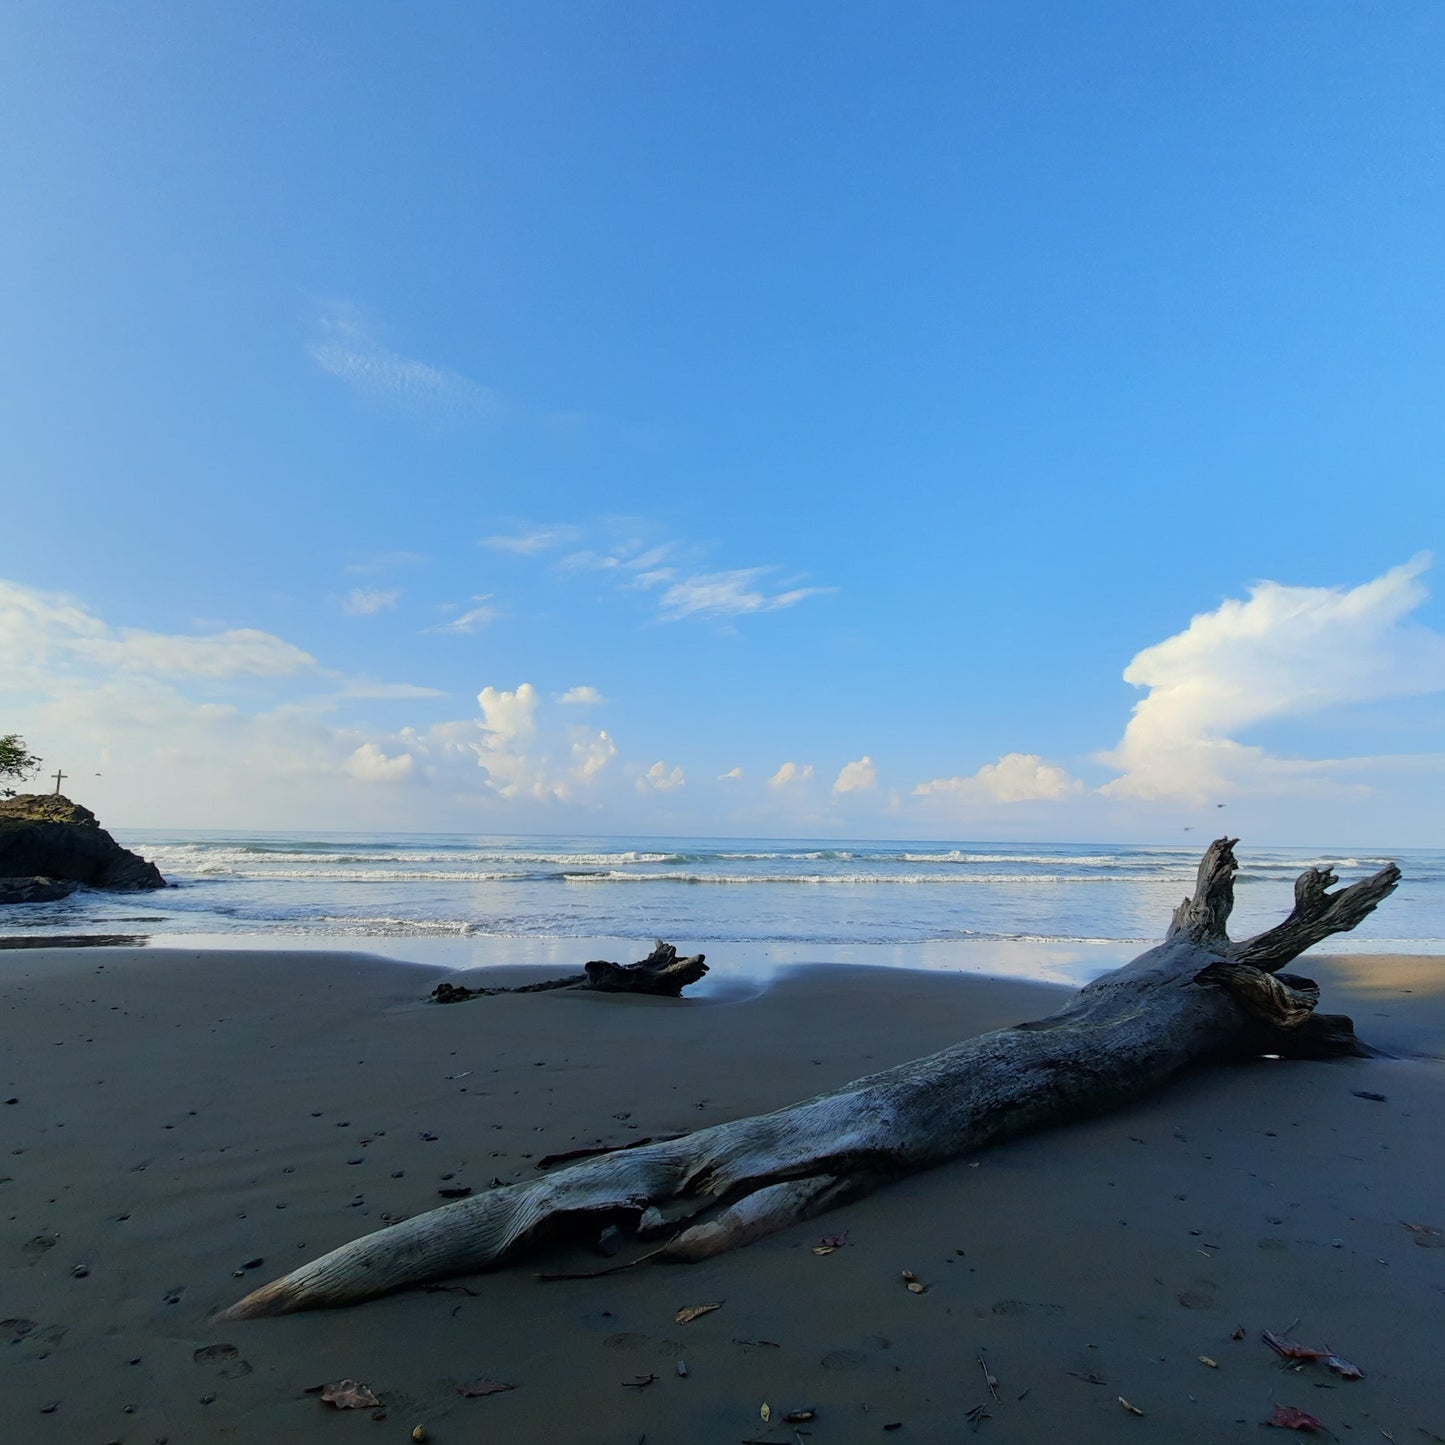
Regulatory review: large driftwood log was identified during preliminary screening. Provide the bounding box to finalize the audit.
[429,939,707,1003]
[221,841,1398,1319]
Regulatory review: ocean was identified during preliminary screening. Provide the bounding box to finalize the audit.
[3,832,1440,988]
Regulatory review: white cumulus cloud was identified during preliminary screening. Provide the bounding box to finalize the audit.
[833,755,877,794]
[345,742,414,781]
[1098,555,1445,803]
[914,753,1082,803]
[471,683,618,800]
[768,761,814,789]
[557,685,605,706]
[637,760,685,792]
[718,766,743,781]
[571,730,617,781]
[472,684,559,800]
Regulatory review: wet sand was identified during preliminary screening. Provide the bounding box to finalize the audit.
[2,945,1443,1443]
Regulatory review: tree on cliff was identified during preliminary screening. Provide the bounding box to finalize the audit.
[0,734,42,798]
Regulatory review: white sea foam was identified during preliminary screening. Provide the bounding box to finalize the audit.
[69,830,1444,957]
[561,870,1196,886]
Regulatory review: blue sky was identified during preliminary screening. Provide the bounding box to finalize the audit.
[2,1,1443,844]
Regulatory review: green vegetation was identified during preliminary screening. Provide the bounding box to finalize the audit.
[0,734,42,797]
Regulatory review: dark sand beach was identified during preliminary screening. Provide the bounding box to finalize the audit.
[3,945,1443,1443]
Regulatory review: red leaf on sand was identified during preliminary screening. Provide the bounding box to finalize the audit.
[1262,1330,1329,1361]
[1262,1330,1364,1379]
[319,1379,380,1409]
[1269,1404,1329,1432]
[458,1378,514,1397]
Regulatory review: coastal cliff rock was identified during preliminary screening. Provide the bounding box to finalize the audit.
[0,876,82,904]
[0,794,165,902]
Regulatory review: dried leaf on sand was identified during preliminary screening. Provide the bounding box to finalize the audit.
[1262,1330,1364,1380]
[458,1378,514,1397]
[675,1302,723,1325]
[1263,1330,1330,1362]
[1268,1404,1330,1432]
[1403,1222,1444,1248]
[1118,1396,1145,1416]
[318,1379,380,1409]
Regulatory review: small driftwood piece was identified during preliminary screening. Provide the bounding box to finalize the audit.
[222,841,1399,1320]
[429,939,708,1004]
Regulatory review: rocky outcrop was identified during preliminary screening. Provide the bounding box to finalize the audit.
[0,876,81,904]
[0,795,166,902]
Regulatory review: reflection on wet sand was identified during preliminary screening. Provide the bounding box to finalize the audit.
[0,933,150,949]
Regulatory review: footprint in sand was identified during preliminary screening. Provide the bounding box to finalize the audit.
[604,1331,654,1350]
[6,1321,66,1359]
[603,1332,686,1358]
[818,1333,891,1371]
[990,1299,1065,1317]
[193,1342,253,1379]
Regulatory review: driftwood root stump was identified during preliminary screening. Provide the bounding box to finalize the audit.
[429,940,708,1002]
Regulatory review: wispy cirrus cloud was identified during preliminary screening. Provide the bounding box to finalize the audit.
[487,519,833,623]
[344,551,429,575]
[430,597,499,635]
[85,628,317,679]
[653,567,831,621]
[307,303,504,423]
[482,526,581,555]
[336,678,447,700]
[340,587,401,617]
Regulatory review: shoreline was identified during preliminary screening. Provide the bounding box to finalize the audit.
[2,945,1442,1441]
[0,929,1149,989]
